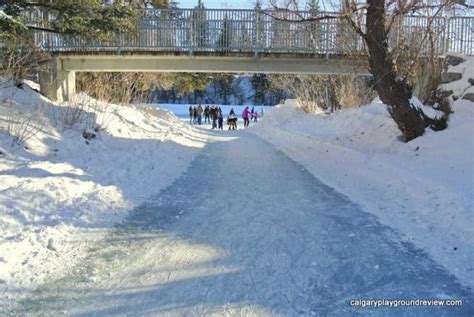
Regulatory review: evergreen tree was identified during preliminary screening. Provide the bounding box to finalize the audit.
[149,0,169,8]
[217,15,233,50]
[215,74,234,104]
[306,0,320,13]
[251,73,270,104]
[253,2,264,52]
[191,2,208,47]
[172,73,213,103]
[1,1,137,84]
[306,0,322,51]
[2,1,138,41]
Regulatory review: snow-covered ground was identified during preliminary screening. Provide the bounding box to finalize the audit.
[0,57,472,314]
[0,81,215,309]
[249,97,474,290]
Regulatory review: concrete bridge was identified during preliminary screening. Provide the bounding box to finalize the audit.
[28,8,474,102]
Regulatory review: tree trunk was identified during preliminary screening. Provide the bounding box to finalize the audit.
[364,0,428,141]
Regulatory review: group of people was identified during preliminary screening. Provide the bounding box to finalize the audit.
[189,104,205,125]
[241,106,260,128]
[189,105,224,129]
[188,105,263,130]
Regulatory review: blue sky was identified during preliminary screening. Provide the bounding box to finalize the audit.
[176,0,337,10]
[176,0,263,9]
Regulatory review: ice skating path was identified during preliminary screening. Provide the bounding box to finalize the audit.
[19,129,473,316]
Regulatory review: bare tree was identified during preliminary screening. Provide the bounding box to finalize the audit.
[269,0,462,141]
[76,72,178,104]
[360,0,428,140]
[270,74,375,113]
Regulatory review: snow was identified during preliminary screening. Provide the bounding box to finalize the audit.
[6,127,473,316]
[0,81,211,309]
[249,98,474,290]
[409,96,443,119]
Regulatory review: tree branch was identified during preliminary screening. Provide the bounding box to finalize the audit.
[25,24,70,34]
[260,11,341,23]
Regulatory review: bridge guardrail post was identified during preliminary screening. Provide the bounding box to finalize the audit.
[189,9,194,56]
[325,19,330,59]
[254,5,262,58]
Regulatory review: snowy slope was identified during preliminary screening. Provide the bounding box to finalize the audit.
[0,81,209,308]
[250,98,474,290]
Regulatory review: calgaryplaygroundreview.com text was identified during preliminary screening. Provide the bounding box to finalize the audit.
[350,298,464,308]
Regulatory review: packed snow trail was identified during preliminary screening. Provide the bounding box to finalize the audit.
[17,130,472,316]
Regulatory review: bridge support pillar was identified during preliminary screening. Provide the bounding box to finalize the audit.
[39,58,76,103]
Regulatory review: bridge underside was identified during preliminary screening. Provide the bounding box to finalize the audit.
[40,54,369,102]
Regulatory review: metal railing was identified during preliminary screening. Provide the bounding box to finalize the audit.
[26,8,474,56]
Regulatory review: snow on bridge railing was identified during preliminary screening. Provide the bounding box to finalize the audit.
[25,8,474,56]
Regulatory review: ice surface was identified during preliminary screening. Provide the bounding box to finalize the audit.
[250,98,474,291]
[10,132,473,316]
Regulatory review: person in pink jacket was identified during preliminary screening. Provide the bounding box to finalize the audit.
[242,106,251,128]
[252,110,259,122]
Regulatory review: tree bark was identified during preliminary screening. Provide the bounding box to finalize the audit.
[364,0,428,141]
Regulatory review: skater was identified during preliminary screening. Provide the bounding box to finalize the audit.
[204,105,210,124]
[197,104,203,125]
[227,108,238,130]
[211,106,218,129]
[218,110,224,130]
[188,105,193,124]
[192,106,197,124]
[242,106,251,128]
[252,109,259,122]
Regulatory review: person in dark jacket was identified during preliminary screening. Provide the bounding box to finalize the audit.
[218,109,224,130]
[188,105,193,124]
[211,106,218,129]
[192,106,197,124]
[204,105,210,124]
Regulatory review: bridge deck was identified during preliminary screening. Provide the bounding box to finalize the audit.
[58,54,369,75]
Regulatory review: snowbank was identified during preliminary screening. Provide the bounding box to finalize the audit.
[0,81,209,307]
[250,98,474,289]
